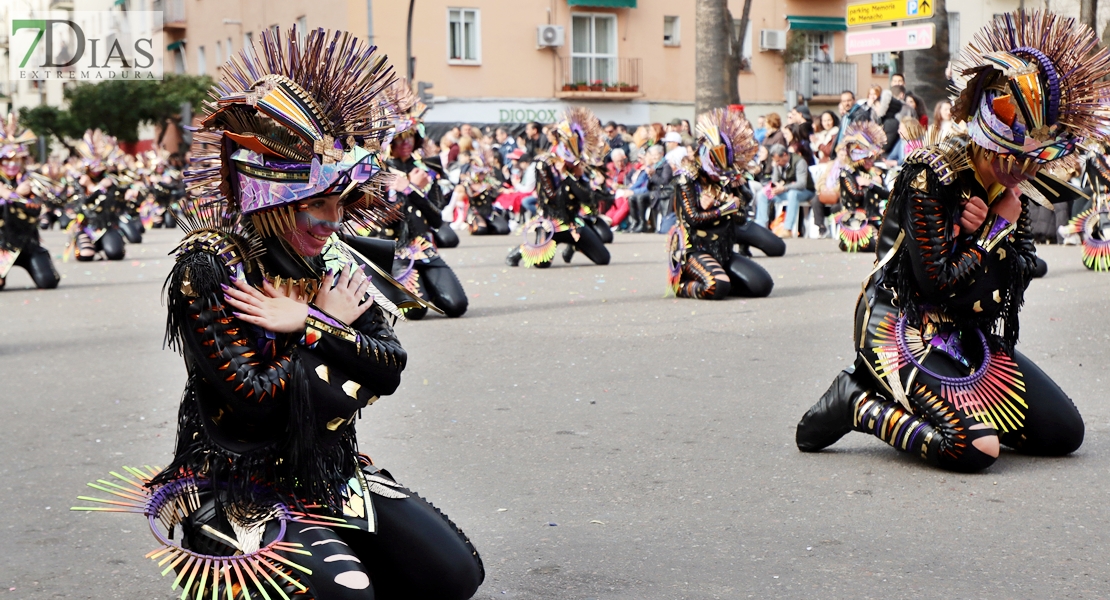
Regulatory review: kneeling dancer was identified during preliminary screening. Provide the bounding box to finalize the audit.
[74,27,484,599]
[668,108,773,299]
[795,11,1108,472]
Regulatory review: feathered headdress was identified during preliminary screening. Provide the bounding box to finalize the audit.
[0,113,37,160]
[837,121,887,166]
[184,26,397,238]
[951,10,1110,174]
[695,108,758,180]
[72,129,124,173]
[550,107,605,167]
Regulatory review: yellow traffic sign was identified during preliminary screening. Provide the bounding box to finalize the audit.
[847,0,934,27]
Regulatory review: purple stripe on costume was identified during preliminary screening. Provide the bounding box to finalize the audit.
[307,306,344,328]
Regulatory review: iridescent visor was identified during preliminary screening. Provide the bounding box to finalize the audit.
[232,148,382,214]
[968,93,1078,164]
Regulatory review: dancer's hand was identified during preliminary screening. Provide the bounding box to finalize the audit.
[408,168,431,190]
[223,278,309,333]
[316,263,374,325]
[989,187,1021,224]
[954,195,989,237]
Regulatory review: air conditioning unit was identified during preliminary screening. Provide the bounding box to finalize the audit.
[761,29,787,51]
[537,25,565,48]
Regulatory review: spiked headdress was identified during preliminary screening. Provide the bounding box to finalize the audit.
[184,26,397,238]
[837,121,887,166]
[952,10,1110,174]
[73,129,124,174]
[550,107,605,167]
[695,108,758,181]
[383,78,427,147]
[0,113,37,160]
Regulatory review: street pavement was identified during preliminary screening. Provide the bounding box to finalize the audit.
[2,227,1109,599]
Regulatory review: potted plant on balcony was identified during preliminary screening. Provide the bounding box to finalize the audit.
[575,81,590,91]
[589,80,604,92]
[618,82,637,93]
[604,82,620,92]
[562,83,575,92]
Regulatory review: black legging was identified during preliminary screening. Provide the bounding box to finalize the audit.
[433,225,460,248]
[394,255,468,319]
[470,212,510,235]
[0,244,59,290]
[76,229,126,262]
[277,481,483,599]
[725,252,773,297]
[549,225,609,266]
[591,218,614,244]
[733,221,786,257]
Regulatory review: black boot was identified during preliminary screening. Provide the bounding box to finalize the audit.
[561,243,575,264]
[505,247,522,267]
[796,369,869,452]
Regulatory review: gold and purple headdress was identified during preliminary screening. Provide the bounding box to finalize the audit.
[550,107,605,167]
[837,121,887,166]
[185,26,397,237]
[952,10,1110,173]
[73,130,124,175]
[0,113,37,161]
[695,108,758,181]
[383,78,427,146]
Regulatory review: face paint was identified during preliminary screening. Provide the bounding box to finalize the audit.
[1,158,22,179]
[281,203,344,257]
[393,136,415,160]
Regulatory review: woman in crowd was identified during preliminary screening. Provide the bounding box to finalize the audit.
[813,111,840,163]
[760,112,786,149]
[933,99,958,137]
[505,107,611,268]
[668,108,773,300]
[832,121,888,252]
[0,112,60,290]
[796,10,1107,472]
[76,26,484,598]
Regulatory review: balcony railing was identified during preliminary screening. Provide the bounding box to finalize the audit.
[153,0,186,25]
[558,57,641,93]
[786,61,857,99]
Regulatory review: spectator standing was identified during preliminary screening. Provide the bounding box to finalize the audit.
[889,72,905,88]
[933,100,959,137]
[838,90,856,117]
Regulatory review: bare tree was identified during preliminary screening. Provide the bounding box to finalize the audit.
[724,0,754,105]
[1080,0,1097,32]
[902,0,949,112]
[696,0,730,114]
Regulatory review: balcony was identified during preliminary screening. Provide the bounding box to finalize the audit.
[153,0,186,30]
[786,61,857,101]
[557,57,642,100]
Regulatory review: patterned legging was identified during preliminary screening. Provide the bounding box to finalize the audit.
[678,252,730,300]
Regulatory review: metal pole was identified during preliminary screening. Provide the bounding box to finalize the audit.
[406,0,415,82]
[366,0,374,46]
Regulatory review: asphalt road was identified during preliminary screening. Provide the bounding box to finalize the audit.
[2,227,1109,600]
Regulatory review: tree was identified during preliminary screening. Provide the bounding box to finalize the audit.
[695,0,730,115]
[18,75,212,150]
[724,0,754,105]
[902,0,949,113]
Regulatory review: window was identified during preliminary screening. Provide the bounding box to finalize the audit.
[804,32,833,62]
[215,40,222,65]
[297,16,308,42]
[226,37,233,58]
[871,52,890,75]
[243,32,253,52]
[571,13,617,85]
[448,8,480,64]
[197,45,206,74]
[173,48,186,74]
[663,16,680,47]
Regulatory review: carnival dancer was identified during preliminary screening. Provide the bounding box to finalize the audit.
[0,113,60,290]
[667,108,773,299]
[462,148,512,235]
[1061,147,1110,271]
[67,130,127,261]
[795,11,1107,472]
[73,27,484,599]
[562,169,616,263]
[832,121,889,252]
[505,107,611,268]
[376,83,468,319]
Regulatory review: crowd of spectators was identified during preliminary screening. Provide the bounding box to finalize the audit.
[425,73,956,240]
